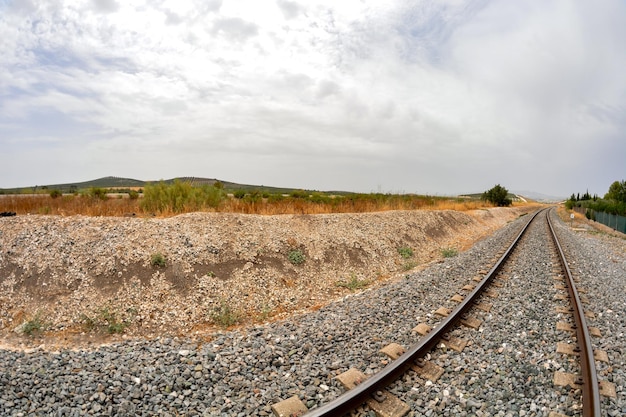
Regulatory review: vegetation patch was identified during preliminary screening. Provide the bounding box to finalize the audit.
[0,176,507,217]
[21,312,46,336]
[482,184,512,207]
[566,180,626,217]
[441,247,458,258]
[403,261,418,271]
[79,308,129,334]
[288,249,305,265]
[258,304,273,321]
[151,253,166,267]
[141,180,225,214]
[210,301,241,328]
[336,274,369,291]
[397,246,413,259]
[86,187,109,201]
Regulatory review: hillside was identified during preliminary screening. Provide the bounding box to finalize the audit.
[0,176,318,195]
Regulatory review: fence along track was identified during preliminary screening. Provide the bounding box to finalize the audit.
[289,209,544,417]
[547,208,601,417]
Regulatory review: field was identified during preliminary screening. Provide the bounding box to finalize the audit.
[0,176,528,216]
[0,190,503,217]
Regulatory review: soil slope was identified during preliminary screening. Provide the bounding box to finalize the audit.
[0,207,536,349]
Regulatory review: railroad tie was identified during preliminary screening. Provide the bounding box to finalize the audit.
[335,368,410,417]
[271,395,308,417]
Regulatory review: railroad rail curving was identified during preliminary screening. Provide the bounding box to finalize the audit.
[547,208,601,416]
[290,208,603,417]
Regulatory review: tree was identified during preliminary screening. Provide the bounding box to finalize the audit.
[581,190,591,201]
[604,180,626,202]
[482,184,512,207]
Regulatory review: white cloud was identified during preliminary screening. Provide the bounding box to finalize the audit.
[276,0,302,20]
[91,0,119,13]
[0,0,625,195]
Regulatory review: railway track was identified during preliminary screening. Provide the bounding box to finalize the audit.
[272,208,616,417]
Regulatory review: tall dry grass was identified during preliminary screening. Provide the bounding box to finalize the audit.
[0,193,510,217]
[0,195,139,217]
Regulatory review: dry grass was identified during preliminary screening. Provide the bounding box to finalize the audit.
[0,195,139,217]
[0,193,515,217]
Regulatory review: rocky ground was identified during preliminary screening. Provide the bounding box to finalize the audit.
[0,207,536,350]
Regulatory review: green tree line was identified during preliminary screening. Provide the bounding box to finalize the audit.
[566,180,626,216]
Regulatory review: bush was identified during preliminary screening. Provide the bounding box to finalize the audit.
[441,247,458,258]
[211,301,241,327]
[288,249,305,265]
[80,308,128,334]
[336,274,369,291]
[99,308,128,334]
[151,253,166,267]
[233,190,246,199]
[397,247,413,259]
[87,187,108,200]
[481,184,512,207]
[128,190,139,200]
[403,261,418,271]
[244,191,262,203]
[140,180,225,213]
[22,313,45,336]
[49,189,62,199]
[290,190,308,199]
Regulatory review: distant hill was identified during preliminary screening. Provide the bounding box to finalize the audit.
[512,190,565,203]
[0,176,319,195]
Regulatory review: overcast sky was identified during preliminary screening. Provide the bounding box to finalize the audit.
[1,0,625,197]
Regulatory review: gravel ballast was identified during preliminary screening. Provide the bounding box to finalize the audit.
[0,208,624,416]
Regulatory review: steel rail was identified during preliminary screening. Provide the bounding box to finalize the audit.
[304,209,545,417]
[546,208,601,417]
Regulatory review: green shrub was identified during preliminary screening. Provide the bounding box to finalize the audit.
[233,190,246,199]
[107,321,127,334]
[140,180,225,214]
[441,247,458,258]
[244,191,262,203]
[336,274,369,291]
[289,190,308,199]
[258,304,272,321]
[87,187,108,200]
[481,184,512,207]
[80,308,128,334]
[211,301,241,327]
[128,190,139,200]
[151,253,166,267]
[397,247,413,259]
[403,261,418,271]
[288,249,305,265]
[49,189,62,199]
[22,313,45,336]
[79,313,97,331]
[267,193,285,203]
[99,308,126,334]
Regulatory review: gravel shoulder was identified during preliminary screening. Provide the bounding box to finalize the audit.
[0,207,534,350]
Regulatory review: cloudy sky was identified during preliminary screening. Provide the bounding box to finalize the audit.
[1,0,625,197]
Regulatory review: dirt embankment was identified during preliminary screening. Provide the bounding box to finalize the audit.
[0,207,536,349]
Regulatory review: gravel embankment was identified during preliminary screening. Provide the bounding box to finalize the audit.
[0,208,528,346]
[0,209,624,416]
